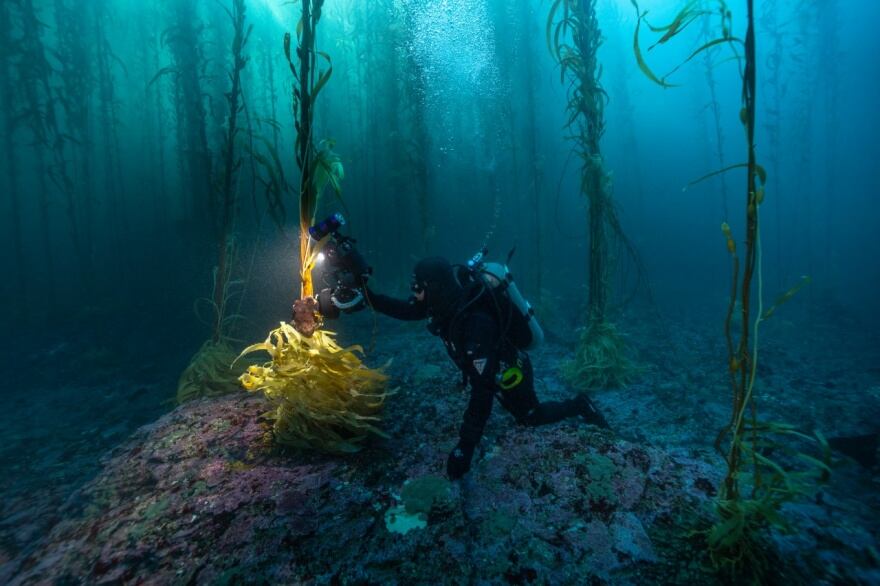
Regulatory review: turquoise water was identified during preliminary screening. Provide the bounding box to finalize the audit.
[1,0,877,583]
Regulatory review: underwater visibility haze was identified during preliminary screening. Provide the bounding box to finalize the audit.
[1,0,878,583]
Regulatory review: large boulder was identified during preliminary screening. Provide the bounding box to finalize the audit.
[3,393,723,584]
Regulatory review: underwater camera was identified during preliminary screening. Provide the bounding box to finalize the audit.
[309,212,345,241]
[311,214,372,319]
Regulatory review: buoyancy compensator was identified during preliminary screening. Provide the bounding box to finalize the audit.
[462,248,544,351]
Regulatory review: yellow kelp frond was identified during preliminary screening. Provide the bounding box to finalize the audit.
[238,322,392,454]
[177,340,244,404]
[762,275,811,320]
[563,319,637,392]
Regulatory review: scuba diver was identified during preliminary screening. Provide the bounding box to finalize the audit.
[308,214,609,480]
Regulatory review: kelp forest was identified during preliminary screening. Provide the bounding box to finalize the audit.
[1,0,878,583]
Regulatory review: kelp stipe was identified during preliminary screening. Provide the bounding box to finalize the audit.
[238,0,390,453]
[176,0,252,404]
[16,0,61,311]
[94,0,126,256]
[547,0,639,391]
[699,9,731,220]
[631,1,828,578]
[157,0,213,223]
[1,2,26,321]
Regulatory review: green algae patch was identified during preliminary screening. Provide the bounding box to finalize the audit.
[157,428,189,451]
[384,475,454,535]
[401,475,452,516]
[143,497,170,521]
[210,417,232,433]
[189,480,208,497]
[128,497,171,541]
[584,453,616,504]
[384,504,427,535]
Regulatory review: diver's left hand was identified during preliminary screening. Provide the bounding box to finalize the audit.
[446,441,475,480]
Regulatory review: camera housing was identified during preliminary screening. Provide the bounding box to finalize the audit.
[309,212,345,241]
[310,214,371,319]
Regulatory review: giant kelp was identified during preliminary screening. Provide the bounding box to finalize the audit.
[0,1,26,320]
[818,0,840,282]
[760,0,784,288]
[177,0,252,404]
[239,0,390,452]
[54,0,97,293]
[519,0,546,298]
[547,0,638,391]
[699,10,730,220]
[785,2,821,297]
[288,0,334,301]
[14,0,62,309]
[631,0,828,578]
[93,0,126,251]
[399,4,432,257]
[3,0,129,317]
[209,0,251,342]
[159,0,213,224]
[138,2,170,229]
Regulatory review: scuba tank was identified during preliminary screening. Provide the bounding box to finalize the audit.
[463,249,544,351]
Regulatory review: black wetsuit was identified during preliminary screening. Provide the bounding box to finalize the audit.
[365,278,607,478]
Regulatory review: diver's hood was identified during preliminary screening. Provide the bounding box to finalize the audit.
[413,257,464,322]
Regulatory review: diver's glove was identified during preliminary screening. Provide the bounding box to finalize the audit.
[446,441,475,480]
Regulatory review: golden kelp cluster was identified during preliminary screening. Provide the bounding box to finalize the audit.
[563,320,634,392]
[238,322,391,453]
[177,340,242,403]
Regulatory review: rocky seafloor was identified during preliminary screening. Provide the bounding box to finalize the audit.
[4,392,722,584]
[1,307,878,584]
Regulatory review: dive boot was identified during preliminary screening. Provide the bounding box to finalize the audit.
[574,393,611,429]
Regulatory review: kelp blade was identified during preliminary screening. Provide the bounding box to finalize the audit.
[238,322,391,453]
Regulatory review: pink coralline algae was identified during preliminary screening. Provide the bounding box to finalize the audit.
[4,394,722,584]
